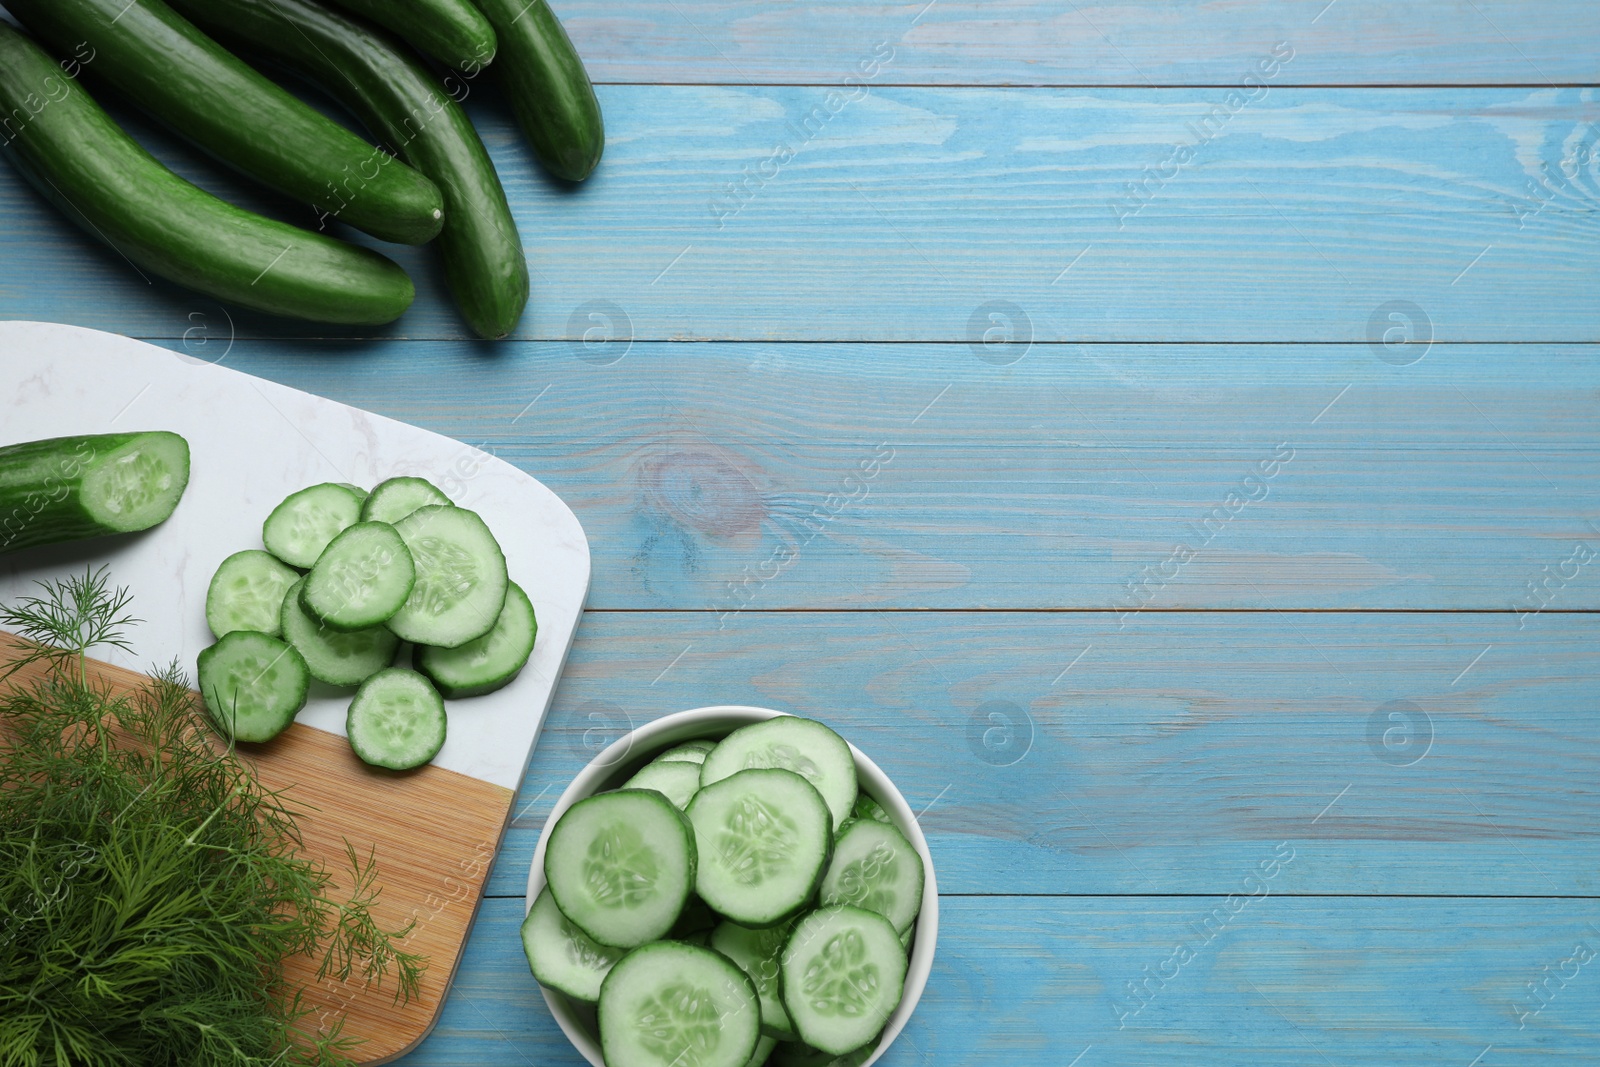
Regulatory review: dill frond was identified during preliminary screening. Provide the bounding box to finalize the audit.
[0,571,428,1066]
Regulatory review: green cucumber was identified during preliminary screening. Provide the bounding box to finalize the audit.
[0,26,414,325]
[471,0,604,181]
[543,789,697,948]
[169,0,528,339]
[261,483,364,570]
[701,717,859,831]
[324,0,498,69]
[623,758,702,811]
[597,941,761,1067]
[0,432,189,554]
[361,477,452,525]
[653,742,713,765]
[197,630,309,743]
[779,906,906,1057]
[205,549,299,639]
[280,577,399,688]
[386,504,507,648]
[346,668,447,770]
[710,918,799,1040]
[818,819,924,934]
[4,0,444,245]
[520,884,625,1003]
[686,768,833,929]
[301,521,416,631]
[413,581,536,698]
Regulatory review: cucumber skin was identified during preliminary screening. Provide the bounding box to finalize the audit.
[0,27,414,325]
[326,0,498,70]
[472,0,604,181]
[0,432,188,554]
[3,0,444,245]
[169,0,528,339]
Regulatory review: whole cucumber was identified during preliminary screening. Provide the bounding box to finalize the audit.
[0,23,415,325]
[323,0,498,71]
[169,0,528,339]
[470,0,603,182]
[4,0,445,245]
[0,432,189,554]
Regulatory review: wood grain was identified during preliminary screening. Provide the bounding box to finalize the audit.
[170,340,1600,613]
[0,634,515,1065]
[4,86,1600,342]
[552,0,1600,86]
[404,896,1600,1066]
[481,610,1600,898]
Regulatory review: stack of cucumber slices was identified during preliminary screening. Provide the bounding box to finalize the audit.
[196,476,536,769]
[523,716,925,1067]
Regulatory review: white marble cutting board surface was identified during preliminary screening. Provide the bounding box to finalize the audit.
[0,321,588,792]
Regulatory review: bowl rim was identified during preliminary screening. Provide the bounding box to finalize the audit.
[525,704,939,1067]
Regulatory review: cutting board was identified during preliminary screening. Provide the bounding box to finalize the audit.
[0,322,590,1062]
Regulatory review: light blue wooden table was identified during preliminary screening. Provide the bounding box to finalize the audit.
[4,1,1600,1063]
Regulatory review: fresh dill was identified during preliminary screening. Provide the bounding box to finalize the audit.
[0,569,426,1066]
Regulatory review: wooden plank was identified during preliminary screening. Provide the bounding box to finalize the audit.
[0,633,515,1064]
[4,87,1600,342]
[555,0,1600,86]
[171,340,1600,612]
[396,895,1600,1065]
[478,610,1600,898]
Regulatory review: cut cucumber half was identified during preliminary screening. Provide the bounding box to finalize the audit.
[197,629,309,743]
[262,482,364,568]
[205,549,299,638]
[654,742,711,765]
[346,668,447,770]
[687,768,832,928]
[280,577,399,687]
[701,717,858,831]
[710,917,799,1040]
[624,759,702,811]
[780,906,906,1057]
[301,520,415,631]
[818,819,924,934]
[598,941,761,1067]
[521,884,625,1003]
[386,504,507,648]
[362,475,451,525]
[544,789,697,948]
[413,581,535,698]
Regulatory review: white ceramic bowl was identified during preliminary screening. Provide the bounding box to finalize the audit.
[526,705,939,1067]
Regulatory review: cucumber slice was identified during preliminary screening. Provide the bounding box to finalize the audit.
[197,630,309,743]
[413,582,536,698]
[386,504,507,648]
[521,885,625,1003]
[336,483,370,504]
[710,918,799,1040]
[687,768,832,928]
[654,742,711,765]
[745,1035,778,1067]
[280,577,399,687]
[851,794,892,827]
[779,906,906,1057]
[544,789,697,948]
[301,520,415,631]
[598,941,761,1067]
[205,549,298,638]
[346,668,447,770]
[701,718,858,831]
[262,482,364,568]
[624,759,701,811]
[361,476,451,525]
[818,819,924,934]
